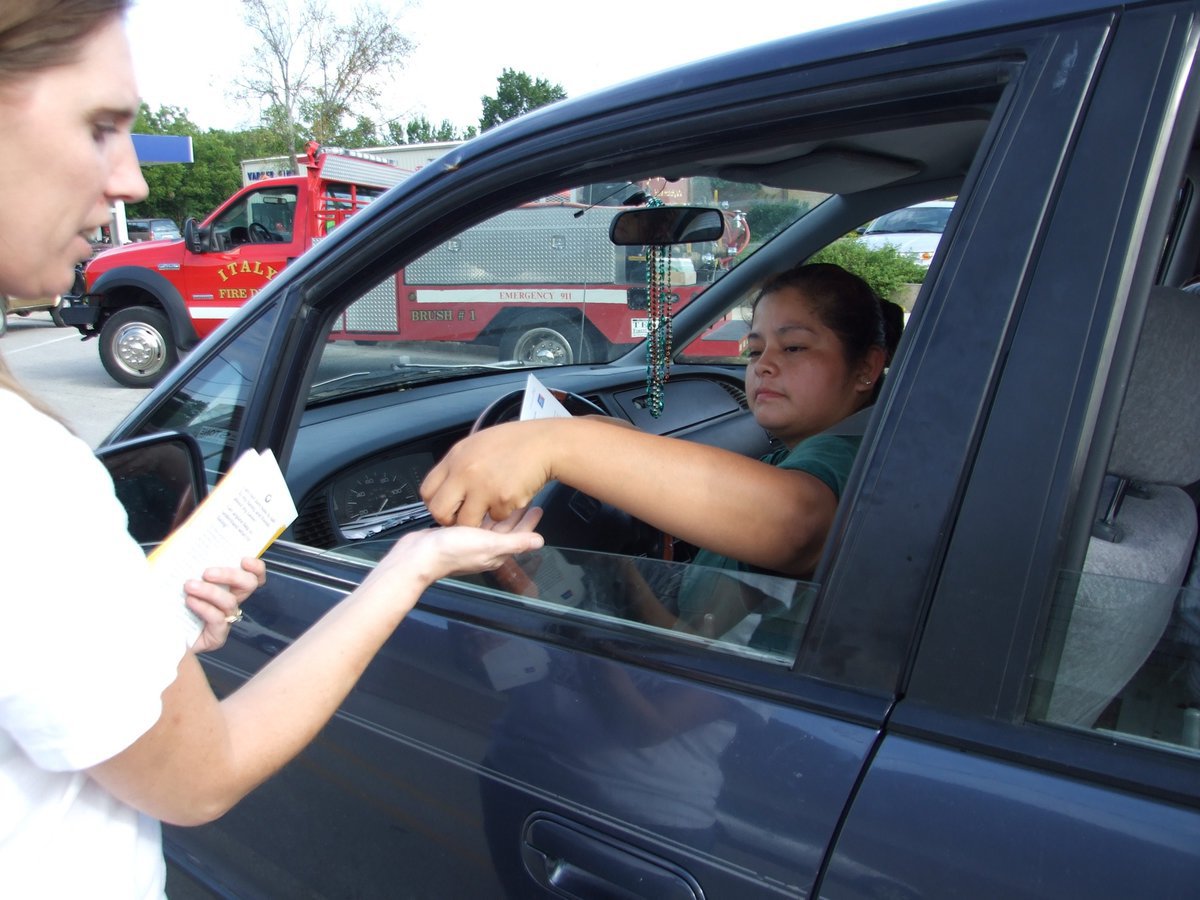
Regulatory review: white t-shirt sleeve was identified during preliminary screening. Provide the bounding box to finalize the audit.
[0,391,188,772]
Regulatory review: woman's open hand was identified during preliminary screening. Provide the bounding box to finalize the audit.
[370,507,545,591]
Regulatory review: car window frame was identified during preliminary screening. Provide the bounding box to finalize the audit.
[118,22,1076,716]
[896,3,1200,803]
[276,65,1014,703]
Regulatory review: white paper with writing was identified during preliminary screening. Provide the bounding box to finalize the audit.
[519,373,572,420]
[147,448,297,643]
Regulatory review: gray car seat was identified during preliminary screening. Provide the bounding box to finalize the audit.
[1047,286,1200,727]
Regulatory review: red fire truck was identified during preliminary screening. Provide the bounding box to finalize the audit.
[64,143,410,387]
[329,198,750,365]
[67,146,750,386]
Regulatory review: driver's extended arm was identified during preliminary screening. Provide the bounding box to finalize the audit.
[420,417,837,578]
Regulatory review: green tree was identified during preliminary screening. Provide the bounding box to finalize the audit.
[224,125,290,165]
[387,115,475,144]
[126,104,249,225]
[236,0,413,166]
[479,68,566,131]
[807,237,927,303]
[335,114,382,149]
[127,104,195,224]
[307,4,411,145]
[744,200,811,243]
[301,98,383,147]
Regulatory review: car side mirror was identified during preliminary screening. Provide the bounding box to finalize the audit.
[609,206,727,245]
[95,432,207,546]
[183,217,206,254]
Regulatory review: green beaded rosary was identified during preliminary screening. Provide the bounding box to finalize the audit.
[644,199,671,417]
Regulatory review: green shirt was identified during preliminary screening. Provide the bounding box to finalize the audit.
[675,433,862,653]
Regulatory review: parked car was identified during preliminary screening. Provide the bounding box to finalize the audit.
[857,199,954,267]
[125,217,181,242]
[0,293,65,335]
[96,0,1200,896]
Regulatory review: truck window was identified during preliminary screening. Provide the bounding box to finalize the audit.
[211,186,298,246]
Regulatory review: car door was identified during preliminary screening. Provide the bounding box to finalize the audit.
[822,4,1200,896]
[106,5,1154,899]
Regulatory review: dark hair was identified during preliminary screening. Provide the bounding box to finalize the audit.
[0,0,129,82]
[751,262,904,400]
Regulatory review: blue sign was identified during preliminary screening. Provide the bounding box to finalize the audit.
[132,134,193,165]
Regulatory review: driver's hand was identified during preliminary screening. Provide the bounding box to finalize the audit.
[421,421,557,527]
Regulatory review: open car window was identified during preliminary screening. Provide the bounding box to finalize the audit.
[307,177,826,403]
[140,58,1008,673]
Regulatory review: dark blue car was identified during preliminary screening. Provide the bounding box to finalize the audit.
[100,0,1200,895]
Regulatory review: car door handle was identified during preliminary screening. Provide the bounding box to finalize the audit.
[521,815,701,900]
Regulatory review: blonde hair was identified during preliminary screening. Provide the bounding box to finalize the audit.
[0,0,129,82]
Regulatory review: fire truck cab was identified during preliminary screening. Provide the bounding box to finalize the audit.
[63,143,408,387]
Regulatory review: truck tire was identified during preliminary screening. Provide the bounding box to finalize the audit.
[49,298,66,328]
[501,315,592,366]
[100,305,178,388]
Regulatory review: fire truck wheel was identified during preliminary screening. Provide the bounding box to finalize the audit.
[503,320,591,366]
[99,306,178,388]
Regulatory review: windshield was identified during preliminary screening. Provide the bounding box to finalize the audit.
[309,175,827,405]
[863,204,951,235]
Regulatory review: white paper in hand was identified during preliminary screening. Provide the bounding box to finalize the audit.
[147,448,297,643]
[520,373,572,420]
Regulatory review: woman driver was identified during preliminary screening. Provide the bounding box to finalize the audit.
[422,263,903,583]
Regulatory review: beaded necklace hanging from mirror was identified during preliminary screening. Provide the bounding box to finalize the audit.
[644,198,671,418]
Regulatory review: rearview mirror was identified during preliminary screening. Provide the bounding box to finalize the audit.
[609,207,726,246]
[96,432,207,546]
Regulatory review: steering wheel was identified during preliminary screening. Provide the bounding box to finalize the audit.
[248,221,275,242]
[469,386,607,434]
[469,389,664,588]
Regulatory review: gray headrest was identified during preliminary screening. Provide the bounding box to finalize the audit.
[1110,286,1200,485]
[821,405,875,437]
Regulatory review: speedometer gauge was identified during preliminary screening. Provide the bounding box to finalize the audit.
[329,452,435,538]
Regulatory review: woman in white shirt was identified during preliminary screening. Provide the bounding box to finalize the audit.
[0,4,543,897]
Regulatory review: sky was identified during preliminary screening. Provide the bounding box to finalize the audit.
[125,0,944,135]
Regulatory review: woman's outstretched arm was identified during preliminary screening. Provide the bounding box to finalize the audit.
[87,511,543,826]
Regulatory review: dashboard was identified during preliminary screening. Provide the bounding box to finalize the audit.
[328,451,434,541]
[287,366,768,551]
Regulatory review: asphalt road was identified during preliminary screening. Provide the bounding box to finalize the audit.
[2,312,144,447]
